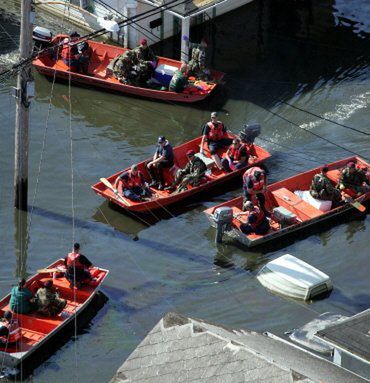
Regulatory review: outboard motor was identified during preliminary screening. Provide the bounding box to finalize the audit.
[213,207,234,244]
[32,26,53,52]
[239,123,261,144]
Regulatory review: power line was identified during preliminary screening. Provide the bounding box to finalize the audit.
[264,106,370,162]
[277,98,370,136]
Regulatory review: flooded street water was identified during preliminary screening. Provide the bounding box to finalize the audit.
[0,0,369,381]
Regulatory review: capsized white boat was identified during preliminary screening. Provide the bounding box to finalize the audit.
[257,254,333,301]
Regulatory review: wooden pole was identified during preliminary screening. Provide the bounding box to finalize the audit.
[14,0,34,210]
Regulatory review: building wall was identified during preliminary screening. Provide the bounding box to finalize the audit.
[104,0,254,48]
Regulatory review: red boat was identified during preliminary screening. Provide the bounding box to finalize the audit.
[0,259,108,370]
[91,134,271,213]
[32,35,225,103]
[204,157,369,248]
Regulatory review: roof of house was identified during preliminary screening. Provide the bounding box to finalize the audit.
[316,308,370,362]
[110,312,368,383]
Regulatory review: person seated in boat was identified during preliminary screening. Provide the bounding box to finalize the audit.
[146,136,174,190]
[183,36,210,80]
[9,278,36,314]
[170,150,207,193]
[169,63,189,93]
[339,161,370,196]
[133,38,156,82]
[200,112,232,170]
[60,37,79,71]
[242,166,268,214]
[310,165,342,207]
[35,280,67,317]
[221,138,249,172]
[64,243,93,289]
[133,38,156,66]
[0,311,21,344]
[114,165,152,202]
[113,50,138,84]
[235,201,270,235]
[76,40,90,75]
[68,31,90,74]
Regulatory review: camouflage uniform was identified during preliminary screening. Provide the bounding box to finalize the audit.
[310,173,341,202]
[112,51,138,84]
[339,167,369,194]
[132,46,156,86]
[169,70,188,93]
[35,287,67,317]
[175,156,207,192]
[188,43,206,77]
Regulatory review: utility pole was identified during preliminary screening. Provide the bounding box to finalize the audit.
[14,0,34,210]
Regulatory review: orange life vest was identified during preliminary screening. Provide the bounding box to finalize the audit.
[207,121,225,141]
[66,252,85,269]
[126,171,144,189]
[1,319,21,344]
[248,206,266,230]
[60,42,77,61]
[243,166,265,191]
[229,144,246,161]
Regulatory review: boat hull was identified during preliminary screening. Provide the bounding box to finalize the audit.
[204,156,369,248]
[91,135,271,213]
[0,259,109,373]
[32,36,225,103]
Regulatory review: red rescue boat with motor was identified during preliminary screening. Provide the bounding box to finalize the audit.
[0,259,108,372]
[91,131,272,213]
[204,156,370,248]
[32,35,225,103]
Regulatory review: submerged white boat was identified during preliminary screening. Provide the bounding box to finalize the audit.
[257,254,333,301]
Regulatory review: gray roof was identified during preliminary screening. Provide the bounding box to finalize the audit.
[316,308,370,362]
[110,312,368,383]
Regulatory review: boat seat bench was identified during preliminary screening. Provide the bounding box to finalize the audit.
[271,187,323,220]
[326,169,341,184]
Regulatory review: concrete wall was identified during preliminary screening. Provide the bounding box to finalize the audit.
[104,0,254,48]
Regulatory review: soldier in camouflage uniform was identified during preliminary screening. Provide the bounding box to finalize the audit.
[174,150,207,192]
[339,161,370,195]
[132,38,156,85]
[35,280,67,317]
[169,63,188,93]
[184,37,210,80]
[310,166,341,205]
[112,50,138,84]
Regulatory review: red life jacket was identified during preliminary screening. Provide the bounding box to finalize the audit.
[1,319,21,344]
[243,167,265,191]
[248,206,266,230]
[229,144,246,161]
[60,42,77,61]
[126,171,144,189]
[207,121,225,141]
[66,252,85,269]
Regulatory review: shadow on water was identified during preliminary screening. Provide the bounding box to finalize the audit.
[155,0,370,114]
